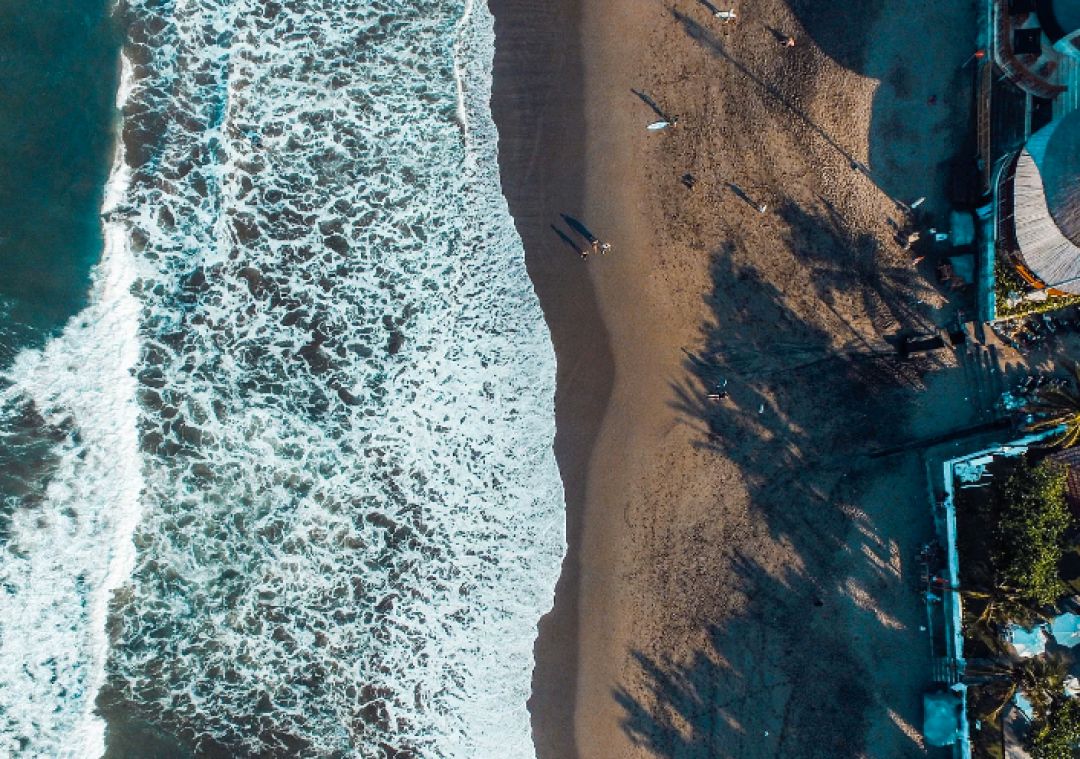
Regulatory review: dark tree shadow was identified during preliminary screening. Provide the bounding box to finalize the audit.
[670,3,978,218]
[774,198,941,345]
[669,11,878,181]
[617,202,973,756]
[615,558,881,758]
[784,0,979,214]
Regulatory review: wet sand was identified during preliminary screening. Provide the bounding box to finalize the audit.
[489,1,606,757]
[491,0,980,757]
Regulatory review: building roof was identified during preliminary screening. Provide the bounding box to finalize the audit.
[1039,109,1080,237]
[1047,444,1080,510]
[1013,110,1080,292]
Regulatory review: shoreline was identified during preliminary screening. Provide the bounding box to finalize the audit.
[488,1,608,757]
[493,0,982,756]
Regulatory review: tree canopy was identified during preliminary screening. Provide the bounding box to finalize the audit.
[1031,696,1080,759]
[994,459,1071,607]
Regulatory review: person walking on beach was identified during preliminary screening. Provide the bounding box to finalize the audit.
[782,36,795,48]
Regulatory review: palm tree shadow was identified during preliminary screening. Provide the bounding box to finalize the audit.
[637,206,958,754]
[610,1,982,753]
[615,552,926,758]
[668,10,874,182]
[785,0,978,213]
[669,241,929,502]
[775,198,944,347]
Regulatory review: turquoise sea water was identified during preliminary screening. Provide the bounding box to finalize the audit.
[0,0,119,364]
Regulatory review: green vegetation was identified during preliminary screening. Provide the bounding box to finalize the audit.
[994,258,1080,320]
[1030,364,1080,448]
[1017,656,1066,723]
[994,459,1071,607]
[1031,697,1080,759]
[964,585,1047,643]
[970,654,1066,725]
[959,455,1079,759]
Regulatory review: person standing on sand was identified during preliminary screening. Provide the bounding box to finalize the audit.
[782,36,795,48]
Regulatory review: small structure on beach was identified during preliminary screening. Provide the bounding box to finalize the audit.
[990,108,1080,317]
[924,688,966,747]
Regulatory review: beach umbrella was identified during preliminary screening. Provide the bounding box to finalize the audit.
[1049,613,1080,648]
[1008,623,1048,657]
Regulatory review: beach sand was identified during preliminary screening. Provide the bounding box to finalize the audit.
[491,0,983,756]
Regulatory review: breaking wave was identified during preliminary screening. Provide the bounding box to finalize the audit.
[0,0,563,756]
[0,52,140,758]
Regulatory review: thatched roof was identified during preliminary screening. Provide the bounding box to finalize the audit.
[1014,110,1080,293]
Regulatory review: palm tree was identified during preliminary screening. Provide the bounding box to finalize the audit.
[1028,363,1080,447]
[974,654,1067,724]
[960,584,1048,653]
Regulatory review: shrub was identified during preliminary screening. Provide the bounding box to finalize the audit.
[1030,697,1080,759]
[994,459,1071,607]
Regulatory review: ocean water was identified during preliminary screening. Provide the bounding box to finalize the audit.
[0,1,120,363]
[0,1,565,757]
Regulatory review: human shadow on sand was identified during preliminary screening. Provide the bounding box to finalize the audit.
[632,88,675,122]
[670,4,977,217]
[785,0,978,213]
[615,204,968,755]
[669,11,878,180]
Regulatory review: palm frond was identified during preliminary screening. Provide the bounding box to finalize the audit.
[1026,374,1080,447]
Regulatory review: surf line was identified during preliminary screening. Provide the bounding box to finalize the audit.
[76,48,143,758]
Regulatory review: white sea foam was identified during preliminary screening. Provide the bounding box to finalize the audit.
[0,52,141,758]
[87,0,563,757]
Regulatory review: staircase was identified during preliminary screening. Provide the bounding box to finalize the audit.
[931,657,963,685]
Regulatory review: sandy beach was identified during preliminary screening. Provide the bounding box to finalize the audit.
[491,0,984,756]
